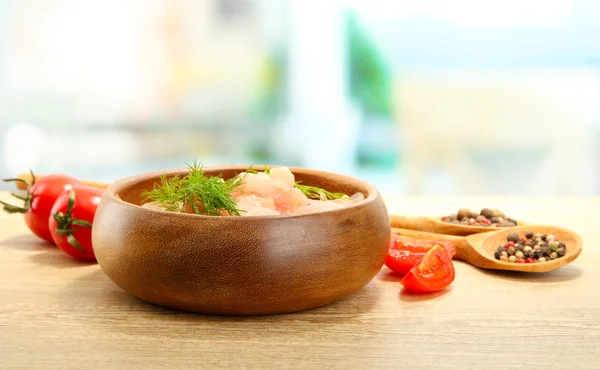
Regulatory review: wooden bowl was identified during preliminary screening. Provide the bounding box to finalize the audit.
[92,166,391,315]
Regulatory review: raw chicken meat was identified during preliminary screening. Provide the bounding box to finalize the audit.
[141,166,364,216]
[233,167,361,216]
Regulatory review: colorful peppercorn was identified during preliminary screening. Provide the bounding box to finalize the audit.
[442,208,517,227]
[495,231,567,263]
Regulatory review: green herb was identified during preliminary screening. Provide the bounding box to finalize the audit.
[246,165,270,175]
[142,160,244,216]
[294,182,349,201]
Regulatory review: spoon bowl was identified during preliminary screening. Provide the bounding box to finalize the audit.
[390,214,524,236]
[392,224,582,273]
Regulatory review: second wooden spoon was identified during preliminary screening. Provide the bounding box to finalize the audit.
[390,214,524,236]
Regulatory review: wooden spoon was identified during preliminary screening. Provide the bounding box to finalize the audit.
[390,214,524,236]
[392,225,582,273]
[13,172,109,191]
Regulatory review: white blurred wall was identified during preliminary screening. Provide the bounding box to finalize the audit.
[393,68,600,196]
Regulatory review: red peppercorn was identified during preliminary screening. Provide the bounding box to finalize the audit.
[525,258,534,263]
[520,236,528,242]
[507,241,515,247]
[516,259,525,263]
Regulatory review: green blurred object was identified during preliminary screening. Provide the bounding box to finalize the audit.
[346,11,393,117]
[252,11,392,119]
[252,47,286,119]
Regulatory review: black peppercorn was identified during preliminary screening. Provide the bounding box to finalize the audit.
[494,251,501,259]
[490,217,500,223]
[525,231,533,239]
[507,232,519,243]
[541,234,547,242]
[480,208,494,219]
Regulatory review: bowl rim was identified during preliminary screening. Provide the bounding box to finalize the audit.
[103,165,382,220]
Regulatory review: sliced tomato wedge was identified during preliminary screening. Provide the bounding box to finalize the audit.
[385,233,456,275]
[400,244,455,293]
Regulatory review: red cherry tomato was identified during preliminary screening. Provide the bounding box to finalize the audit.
[400,244,455,293]
[1,173,82,243]
[48,185,103,261]
[385,234,456,275]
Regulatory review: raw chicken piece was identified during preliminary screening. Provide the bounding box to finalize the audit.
[233,172,280,199]
[271,187,310,213]
[292,192,364,215]
[292,200,348,215]
[141,201,165,211]
[268,167,295,188]
[234,167,309,214]
[236,194,280,216]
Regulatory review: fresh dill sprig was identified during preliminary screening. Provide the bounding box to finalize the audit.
[294,182,349,201]
[142,160,243,216]
[246,165,270,175]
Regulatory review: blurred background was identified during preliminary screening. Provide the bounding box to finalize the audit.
[1,0,599,196]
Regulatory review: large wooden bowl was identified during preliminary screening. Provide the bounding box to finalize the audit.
[92,166,390,315]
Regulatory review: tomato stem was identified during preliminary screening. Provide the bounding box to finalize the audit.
[10,192,29,201]
[71,219,93,227]
[2,169,36,213]
[66,234,85,253]
[52,190,91,254]
[2,178,28,184]
[0,200,27,214]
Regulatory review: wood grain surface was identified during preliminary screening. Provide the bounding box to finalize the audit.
[1,192,600,369]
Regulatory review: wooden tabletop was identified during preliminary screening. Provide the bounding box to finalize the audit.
[1,192,599,369]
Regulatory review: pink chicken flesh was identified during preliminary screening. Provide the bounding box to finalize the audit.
[233,167,362,216]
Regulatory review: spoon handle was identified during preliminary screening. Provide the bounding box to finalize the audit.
[391,227,472,261]
[14,173,109,191]
[390,215,437,232]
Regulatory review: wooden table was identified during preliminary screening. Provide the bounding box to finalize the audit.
[1,192,599,369]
